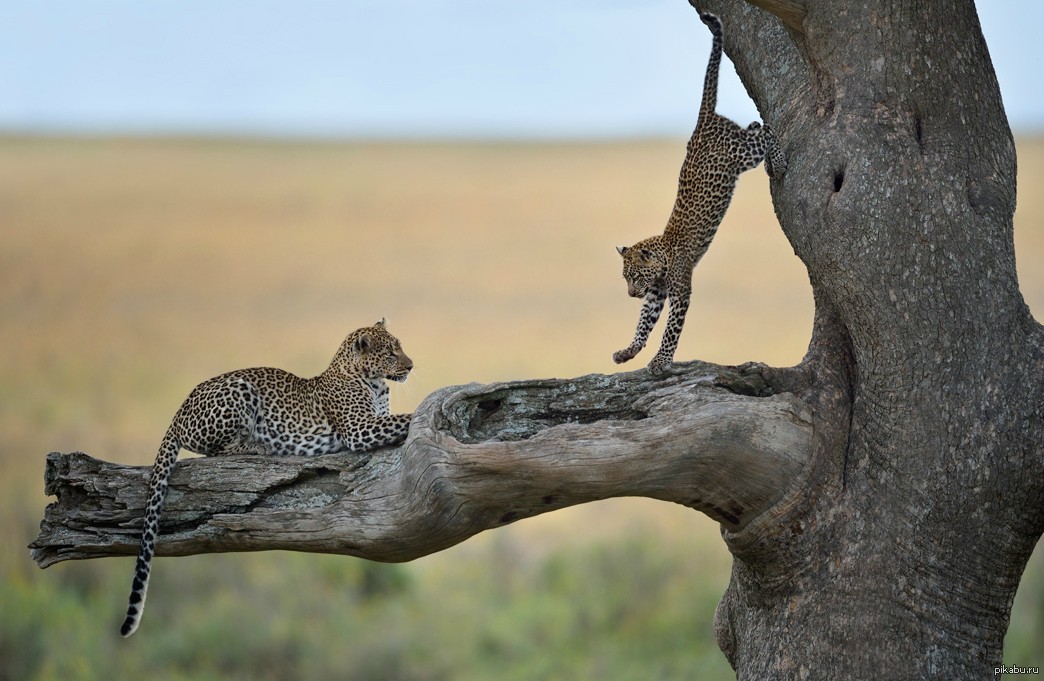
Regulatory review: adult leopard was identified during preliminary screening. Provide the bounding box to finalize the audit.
[613,5,787,375]
[120,319,413,637]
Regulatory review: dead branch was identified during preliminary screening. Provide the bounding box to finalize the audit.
[30,361,812,568]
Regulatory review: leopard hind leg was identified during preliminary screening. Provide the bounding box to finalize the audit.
[732,122,787,178]
[761,125,787,178]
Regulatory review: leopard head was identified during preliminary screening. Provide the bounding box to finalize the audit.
[617,240,667,298]
[335,319,413,382]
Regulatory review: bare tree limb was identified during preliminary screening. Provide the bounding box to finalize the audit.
[30,361,813,569]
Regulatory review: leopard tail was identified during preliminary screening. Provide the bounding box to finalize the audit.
[696,9,724,120]
[120,425,180,637]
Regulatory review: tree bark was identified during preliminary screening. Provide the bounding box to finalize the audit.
[702,0,1044,678]
[29,0,1044,678]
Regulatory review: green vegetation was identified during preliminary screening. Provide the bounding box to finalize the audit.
[1,137,1040,679]
[4,531,734,680]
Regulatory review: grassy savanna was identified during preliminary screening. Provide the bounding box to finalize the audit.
[2,136,1041,679]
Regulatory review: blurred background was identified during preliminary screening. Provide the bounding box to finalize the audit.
[2,2,1041,679]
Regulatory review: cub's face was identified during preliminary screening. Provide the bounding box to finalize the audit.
[350,320,414,382]
[617,245,667,298]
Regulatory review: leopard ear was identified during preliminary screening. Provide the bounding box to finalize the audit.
[616,245,629,256]
[375,317,386,327]
[354,333,372,353]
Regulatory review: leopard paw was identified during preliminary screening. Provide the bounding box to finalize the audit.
[613,347,639,364]
[765,149,788,178]
[763,125,788,178]
[647,355,673,376]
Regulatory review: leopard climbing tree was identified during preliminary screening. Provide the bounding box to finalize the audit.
[30,1,1043,679]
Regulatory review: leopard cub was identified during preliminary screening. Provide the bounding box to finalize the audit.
[120,319,413,637]
[614,6,787,375]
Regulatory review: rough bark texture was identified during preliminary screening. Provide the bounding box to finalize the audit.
[30,0,1044,678]
[31,361,813,566]
[703,0,1044,678]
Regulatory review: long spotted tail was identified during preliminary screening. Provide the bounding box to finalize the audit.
[693,6,723,120]
[120,426,180,637]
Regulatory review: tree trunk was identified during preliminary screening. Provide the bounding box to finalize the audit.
[704,0,1044,677]
[29,0,1043,678]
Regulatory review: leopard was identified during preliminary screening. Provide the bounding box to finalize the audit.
[613,5,787,376]
[120,319,413,637]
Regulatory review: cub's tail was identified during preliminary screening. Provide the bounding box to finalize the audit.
[120,426,180,637]
[691,5,723,119]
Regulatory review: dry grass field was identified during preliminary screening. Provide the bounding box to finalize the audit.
[1,135,1041,679]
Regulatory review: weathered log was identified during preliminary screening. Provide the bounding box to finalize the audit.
[30,360,812,568]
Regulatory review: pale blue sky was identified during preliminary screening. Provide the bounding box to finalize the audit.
[1,1,1041,138]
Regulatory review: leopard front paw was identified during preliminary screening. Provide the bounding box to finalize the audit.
[613,346,639,364]
[647,355,673,376]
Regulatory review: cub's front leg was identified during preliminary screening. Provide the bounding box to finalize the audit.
[613,288,666,364]
[647,287,691,375]
[341,414,413,452]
